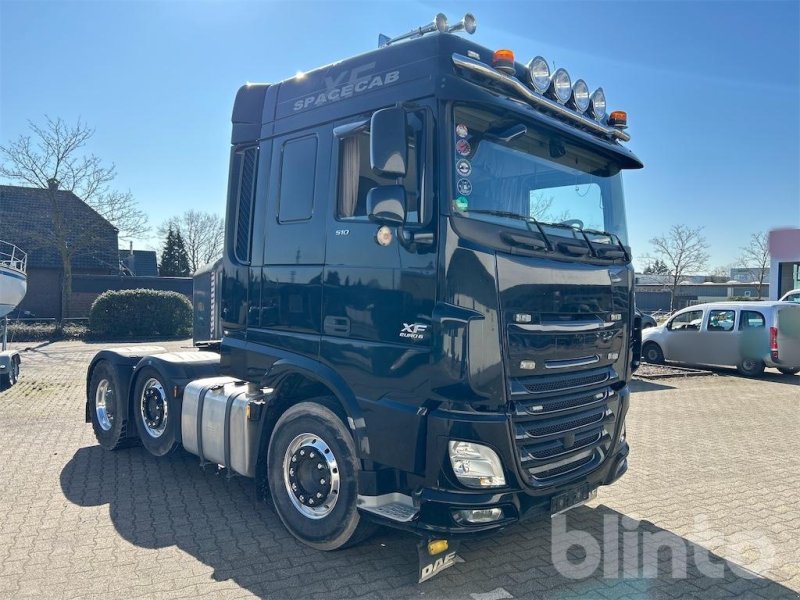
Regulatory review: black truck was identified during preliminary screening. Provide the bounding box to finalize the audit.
[85,13,643,580]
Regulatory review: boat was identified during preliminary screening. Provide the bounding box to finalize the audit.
[0,240,27,318]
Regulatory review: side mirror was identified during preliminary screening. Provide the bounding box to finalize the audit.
[370,107,408,177]
[367,185,406,226]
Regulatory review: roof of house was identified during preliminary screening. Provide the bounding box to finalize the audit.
[0,185,119,272]
[120,250,159,277]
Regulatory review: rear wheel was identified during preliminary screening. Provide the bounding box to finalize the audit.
[88,361,133,450]
[778,367,800,376]
[133,367,179,456]
[643,342,664,365]
[737,358,765,378]
[267,400,375,550]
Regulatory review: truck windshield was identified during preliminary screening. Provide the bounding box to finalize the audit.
[451,105,629,245]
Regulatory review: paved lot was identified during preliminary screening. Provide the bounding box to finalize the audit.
[1,340,798,599]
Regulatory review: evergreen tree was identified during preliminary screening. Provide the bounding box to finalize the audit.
[159,227,191,276]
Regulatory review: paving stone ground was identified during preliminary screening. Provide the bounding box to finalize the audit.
[1,339,798,599]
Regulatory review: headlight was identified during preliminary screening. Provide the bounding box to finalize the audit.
[571,79,590,113]
[589,87,606,121]
[448,441,506,488]
[527,56,550,93]
[549,68,572,104]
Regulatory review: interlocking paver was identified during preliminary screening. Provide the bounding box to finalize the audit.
[1,339,798,599]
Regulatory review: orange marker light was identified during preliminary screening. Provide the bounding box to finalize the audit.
[492,49,516,75]
[609,110,628,129]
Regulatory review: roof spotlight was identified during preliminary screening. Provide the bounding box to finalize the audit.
[549,68,572,104]
[570,79,590,113]
[527,56,550,93]
[448,13,477,34]
[589,87,607,121]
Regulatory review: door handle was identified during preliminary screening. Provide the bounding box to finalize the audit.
[324,316,351,336]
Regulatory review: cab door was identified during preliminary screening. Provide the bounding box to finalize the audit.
[321,108,436,473]
[662,308,705,364]
[248,127,329,369]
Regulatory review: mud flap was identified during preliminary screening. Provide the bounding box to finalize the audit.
[417,539,461,583]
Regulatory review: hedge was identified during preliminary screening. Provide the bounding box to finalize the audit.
[89,289,192,338]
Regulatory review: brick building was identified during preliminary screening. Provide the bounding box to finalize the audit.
[0,183,120,318]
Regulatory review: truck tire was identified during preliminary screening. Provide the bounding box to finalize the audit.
[778,367,800,376]
[642,342,664,365]
[88,361,135,450]
[267,400,376,550]
[737,359,765,378]
[133,367,180,456]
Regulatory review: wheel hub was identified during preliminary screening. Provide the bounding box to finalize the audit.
[140,378,168,438]
[144,388,165,428]
[283,433,340,519]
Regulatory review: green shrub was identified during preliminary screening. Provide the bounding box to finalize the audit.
[89,289,192,339]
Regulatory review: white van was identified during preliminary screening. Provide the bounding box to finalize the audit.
[780,288,800,303]
[641,301,800,377]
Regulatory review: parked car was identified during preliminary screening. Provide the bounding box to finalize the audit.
[641,301,800,377]
[640,312,658,329]
[780,288,800,303]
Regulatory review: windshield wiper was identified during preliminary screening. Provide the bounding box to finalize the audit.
[456,209,553,251]
[537,221,629,261]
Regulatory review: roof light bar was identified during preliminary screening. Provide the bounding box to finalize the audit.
[451,53,631,142]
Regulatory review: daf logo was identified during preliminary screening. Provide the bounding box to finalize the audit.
[400,323,428,340]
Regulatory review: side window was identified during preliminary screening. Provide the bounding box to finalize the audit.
[231,146,258,263]
[667,310,704,331]
[707,309,735,332]
[278,136,318,223]
[739,310,765,330]
[337,111,425,222]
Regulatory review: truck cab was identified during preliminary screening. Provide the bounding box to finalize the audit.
[86,13,643,565]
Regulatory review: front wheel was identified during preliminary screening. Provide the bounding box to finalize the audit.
[133,367,180,456]
[643,342,664,365]
[737,358,765,378]
[778,367,800,376]
[267,400,375,550]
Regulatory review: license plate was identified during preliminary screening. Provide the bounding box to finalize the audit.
[550,486,597,517]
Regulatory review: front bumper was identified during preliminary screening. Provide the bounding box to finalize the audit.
[363,385,630,537]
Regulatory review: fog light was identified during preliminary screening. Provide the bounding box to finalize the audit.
[448,441,506,488]
[454,508,503,524]
[514,313,532,323]
[607,352,620,361]
[427,539,449,555]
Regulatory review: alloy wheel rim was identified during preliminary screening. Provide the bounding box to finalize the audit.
[282,433,340,519]
[95,379,114,431]
[140,378,168,438]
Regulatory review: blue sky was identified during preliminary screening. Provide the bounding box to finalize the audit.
[1,0,798,269]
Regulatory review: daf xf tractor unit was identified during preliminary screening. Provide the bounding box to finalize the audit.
[84,13,644,580]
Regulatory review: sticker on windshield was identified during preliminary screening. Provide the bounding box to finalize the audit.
[455,139,471,156]
[456,179,472,196]
[455,123,468,138]
[455,159,472,177]
[455,195,469,211]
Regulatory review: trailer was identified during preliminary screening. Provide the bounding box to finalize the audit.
[85,12,643,581]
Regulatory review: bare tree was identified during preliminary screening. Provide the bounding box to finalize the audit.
[0,116,149,321]
[737,231,770,298]
[159,210,224,272]
[649,225,710,311]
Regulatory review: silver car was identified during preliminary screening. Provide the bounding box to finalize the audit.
[641,301,800,377]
